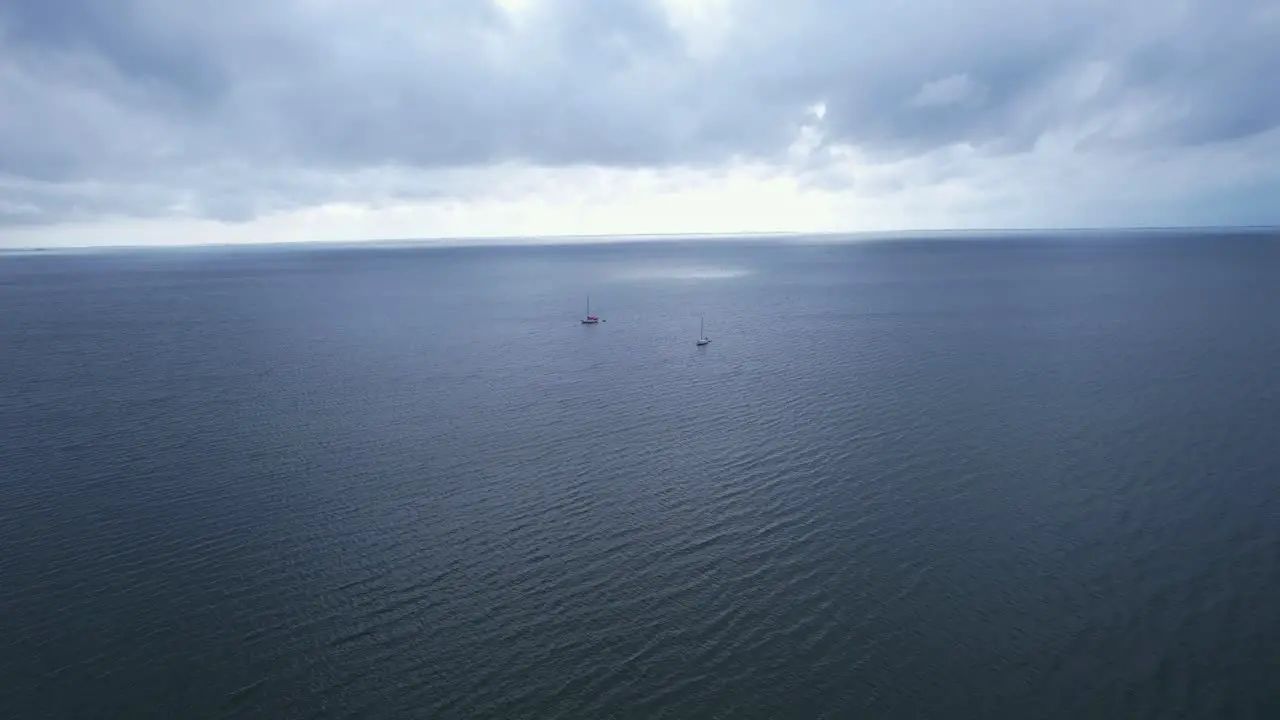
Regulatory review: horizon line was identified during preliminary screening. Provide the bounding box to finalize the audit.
[3,224,1277,253]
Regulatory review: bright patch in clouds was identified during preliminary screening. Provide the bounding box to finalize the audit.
[658,0,737,59]
[0,0,1277,247]
[495,0,537,13]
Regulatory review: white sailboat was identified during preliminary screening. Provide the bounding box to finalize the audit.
[696,316,710,346]
[581,295,599,324]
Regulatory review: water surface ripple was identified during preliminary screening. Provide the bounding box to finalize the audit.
[2,233,1279,718]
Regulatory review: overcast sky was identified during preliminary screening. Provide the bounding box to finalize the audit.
[1,0,1278,247]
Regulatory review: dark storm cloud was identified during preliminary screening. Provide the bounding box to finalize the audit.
[0,0,1277,224]
[713,0,1106,155]
[0,0,229,102]
[722,0,1280,157]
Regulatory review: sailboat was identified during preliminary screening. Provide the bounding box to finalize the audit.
[696,316,711,346]
[581,295,599,324]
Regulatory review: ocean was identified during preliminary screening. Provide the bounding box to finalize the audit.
[2,231,1278,719]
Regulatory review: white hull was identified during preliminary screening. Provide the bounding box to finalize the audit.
[696,316,710,345]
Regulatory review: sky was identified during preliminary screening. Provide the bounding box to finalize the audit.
[1,0,1278,247]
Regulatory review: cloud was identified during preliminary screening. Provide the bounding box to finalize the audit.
[912,74,985,109]
[0,0,1278,244]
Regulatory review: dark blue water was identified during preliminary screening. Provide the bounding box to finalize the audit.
[2,232,1279,719]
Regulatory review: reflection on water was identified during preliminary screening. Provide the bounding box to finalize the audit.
[614,265,752,281]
